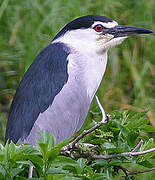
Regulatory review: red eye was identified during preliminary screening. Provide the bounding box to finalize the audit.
[94,24,104,32]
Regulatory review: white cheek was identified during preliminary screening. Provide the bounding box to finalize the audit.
[96,36,127,51]
[96,34,114,44]
[104,36,127,49]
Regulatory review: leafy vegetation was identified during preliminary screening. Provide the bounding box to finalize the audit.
[0,0,155,179]
[0,110,155,179]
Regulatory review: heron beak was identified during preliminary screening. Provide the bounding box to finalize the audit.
[108,25,154,38]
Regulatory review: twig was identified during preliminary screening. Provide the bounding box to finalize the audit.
[131,139,143,152]
[127,167,155,176]
[60,96,155,177]
[92,147,155,160]
[66,147,155,161]
[115,166,155,177]
[62,96,108,151]
[82,143,98,149]
[61,96,155,161]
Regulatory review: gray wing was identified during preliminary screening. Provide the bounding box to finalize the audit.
[18,51,91,145]
[5,42,70,144]
[22,77,90,145]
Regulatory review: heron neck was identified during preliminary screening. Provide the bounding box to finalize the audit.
[67,48,108,101]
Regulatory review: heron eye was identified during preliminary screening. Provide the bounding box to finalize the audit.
[94,24,104,32]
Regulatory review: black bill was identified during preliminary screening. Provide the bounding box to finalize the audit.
[107,25,154,38]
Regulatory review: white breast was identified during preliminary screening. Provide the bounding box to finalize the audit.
[67,51,107,101]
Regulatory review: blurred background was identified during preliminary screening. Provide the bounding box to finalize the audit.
[0,0,154,143]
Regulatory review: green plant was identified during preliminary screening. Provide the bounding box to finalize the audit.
[0,0,155,142]
[0,110,154,179]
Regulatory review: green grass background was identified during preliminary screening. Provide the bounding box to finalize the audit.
[0,0,154,143]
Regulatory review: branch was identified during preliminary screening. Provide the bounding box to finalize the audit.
[61,96,108,152]
[127,167,155,176]
[92,147,155,160]
[115,166,155,177]
[61,96,155,161]
[131,139,143,152]
[60,96,155,177]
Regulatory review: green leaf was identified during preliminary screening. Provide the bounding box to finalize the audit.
[138,160,154,168]
[86,166,93,176]
[102,142,116,149]
[24,154,43,167]
[0,153,4,162]
[126,131,139,147]
[38,142,48,159]
[139,138,155,160]
[55,156,77,165]
[140,125,155,132]
[77,158,87,173]
[16,160,34,166]
[47,148,59,162]
[108,160,122,166]
[60,176,81,180]
[20,144,40,155]
[13,176,28,180]
[92,159,108,167]
[29,178,44,180]
[47,168,68,174]
[93,173,107,179]
[126,111,148,130]
[38,130,56,149]
[12,168,23,177]
[47,174,66,180]
[0,167,5,179]
[140,138,154,151]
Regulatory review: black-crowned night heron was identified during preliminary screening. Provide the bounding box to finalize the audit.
[5,15,153,146]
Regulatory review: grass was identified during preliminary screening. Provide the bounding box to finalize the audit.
[0,0,154,143]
